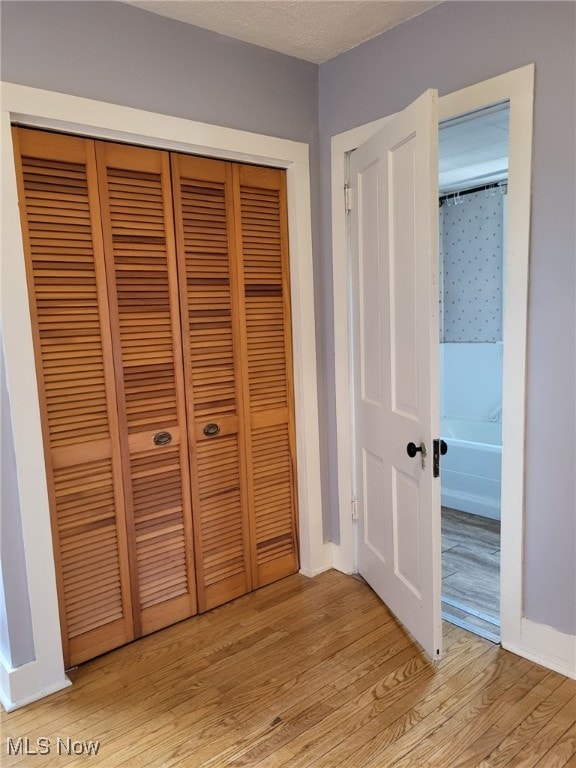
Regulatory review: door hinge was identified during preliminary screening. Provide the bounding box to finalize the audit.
[351,497,358,520]
[344,184,352,214]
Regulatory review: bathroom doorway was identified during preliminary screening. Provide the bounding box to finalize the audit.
[438,103,509,642]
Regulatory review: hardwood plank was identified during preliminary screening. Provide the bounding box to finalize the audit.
[242,647,529,768]
[433,672,565,767]
[376,662,548,768]
[531,721,576,767]
[1,572,574,768]
[475,678,576,767]
[200,628,492,768]
[496,696,576,767]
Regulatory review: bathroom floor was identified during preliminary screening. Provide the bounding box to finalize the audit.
[441,506,500,642]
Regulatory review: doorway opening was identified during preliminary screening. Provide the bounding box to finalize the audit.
[438,103,510,643]
[331,64,533,664]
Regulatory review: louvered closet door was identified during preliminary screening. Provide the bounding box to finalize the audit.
[95,142,197,635]
[234,165,299,587]
[13,128,134,667]
[171,154,253,611]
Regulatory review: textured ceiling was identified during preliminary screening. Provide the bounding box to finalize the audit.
[126,0,441,63]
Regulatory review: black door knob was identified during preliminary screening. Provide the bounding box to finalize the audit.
[407,442,424,458]
[440,439,448,456]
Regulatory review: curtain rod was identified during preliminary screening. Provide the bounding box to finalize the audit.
[439,180,508,204]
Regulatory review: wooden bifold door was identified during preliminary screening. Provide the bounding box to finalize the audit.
[13,127,299,667]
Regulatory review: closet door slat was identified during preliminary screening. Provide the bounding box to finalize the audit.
[234,164,299,587]
[96,142,197,635]
[171,154,252,611]
[13,128,134,666]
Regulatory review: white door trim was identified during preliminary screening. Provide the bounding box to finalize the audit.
[331,65,535,657]
[0,82,329,710]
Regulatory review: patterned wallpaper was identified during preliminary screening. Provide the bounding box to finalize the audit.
[439,189,505,342]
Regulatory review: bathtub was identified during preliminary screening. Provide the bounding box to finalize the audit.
[441,417,502,520]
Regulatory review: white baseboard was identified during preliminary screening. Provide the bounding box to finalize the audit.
[0,655,71,712]
[299,563,332,578]
[299,541,333,579]
[502,618,576,680]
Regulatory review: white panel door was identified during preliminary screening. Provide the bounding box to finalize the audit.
[350,89,442,659]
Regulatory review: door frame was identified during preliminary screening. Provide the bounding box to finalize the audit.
[330,65,534,655]
[0,81,329,710]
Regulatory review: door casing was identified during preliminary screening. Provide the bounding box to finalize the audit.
[0,81,329,709]
[330,65,534,655]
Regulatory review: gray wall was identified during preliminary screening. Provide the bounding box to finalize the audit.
[0,1,318,142]
[319,1,576,634]
[0,0,331,535]
[1,343,35,668]
[2,0,575,641]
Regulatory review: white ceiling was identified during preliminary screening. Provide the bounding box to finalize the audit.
[126,0,442,64]
[439,104,510,194]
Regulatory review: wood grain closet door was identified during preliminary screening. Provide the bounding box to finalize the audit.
[234,164,299,587]
[12,128,135,666]
[95,142,197,635]
[171,154,253,611]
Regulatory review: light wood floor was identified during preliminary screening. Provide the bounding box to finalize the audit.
[442,507,501,641]
[2,571,575,767]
